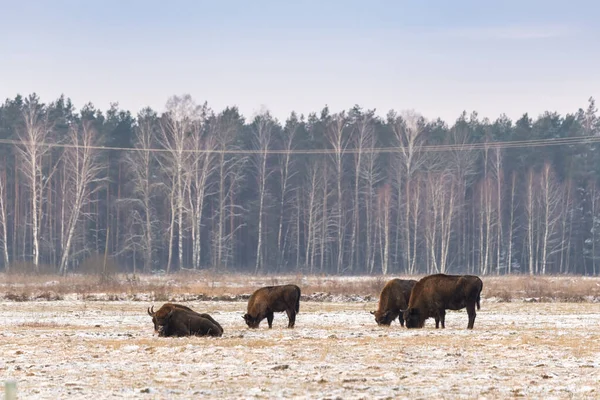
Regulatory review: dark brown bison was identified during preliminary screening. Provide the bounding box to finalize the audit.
[158,308,223,338]
[403,274,483,329]
[371,278,417,326]
[243,284,301,329]
[147,303,223,335]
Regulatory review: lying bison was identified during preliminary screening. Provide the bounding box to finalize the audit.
[243,284,301,329]
[371,278,417,326]
[403,274,483,329]
[159,308,223,338]
[148,303,223,335]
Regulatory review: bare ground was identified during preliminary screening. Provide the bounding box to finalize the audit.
[1,300,599,399]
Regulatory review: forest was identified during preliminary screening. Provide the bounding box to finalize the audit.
[0,93,599,276]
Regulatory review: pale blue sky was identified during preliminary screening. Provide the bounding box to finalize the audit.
[1,0,598,123]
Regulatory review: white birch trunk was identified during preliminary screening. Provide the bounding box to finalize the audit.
[0,169,9,269]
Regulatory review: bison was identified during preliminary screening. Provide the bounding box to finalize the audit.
[243,284,301,329]
[371,278,417,326]
[147,303,223,335]
[158,308,223,338]
[403,274,483,329]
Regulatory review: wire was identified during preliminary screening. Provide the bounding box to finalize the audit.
[0,135,598,155]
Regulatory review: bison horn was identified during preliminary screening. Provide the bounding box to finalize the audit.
[147,306,155,316]
[370,311,375,315]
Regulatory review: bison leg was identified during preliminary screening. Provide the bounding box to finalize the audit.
[266,312,274,329]
[439,309,446,329]
[399,311,405,327]
[286,309,296,328]
[466,303,476,329]
[435,316,440,329]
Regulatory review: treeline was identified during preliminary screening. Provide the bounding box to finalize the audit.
[0,93,599,275]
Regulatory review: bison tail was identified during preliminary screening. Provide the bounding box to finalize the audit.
[295,286,301,313]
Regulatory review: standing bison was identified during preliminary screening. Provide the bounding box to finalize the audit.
[243,284,301,329]
[147,303,223,335]
[371,278,417,326]
[404,274,483,329]
[159,308,223,337]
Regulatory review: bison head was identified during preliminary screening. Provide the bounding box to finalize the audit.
[157,310,176,337]
[370,310,394,326]
[148,306,165,332]
[243,313,260,329]
[147,306,160,332]
[404,308,424,329]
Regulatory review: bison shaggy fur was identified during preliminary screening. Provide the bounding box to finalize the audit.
[371,279,417,326]
[404,274,483,329]
[159,308,223,338]
[148,303,223,335]
[243,284,301,329]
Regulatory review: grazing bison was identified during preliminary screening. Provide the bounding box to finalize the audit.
[243,284,301,329]
[403,274,483,329]
[371,278,417,326]
[159,308,223,338]
[147,303,223,335]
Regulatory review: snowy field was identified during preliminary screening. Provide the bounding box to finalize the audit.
[1,300,599,399]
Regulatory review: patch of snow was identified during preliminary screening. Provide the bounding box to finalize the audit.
[0,301,599,399]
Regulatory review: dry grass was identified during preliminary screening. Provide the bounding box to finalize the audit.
[301,274,388,297]
[1,272,599,302]
[482,275,600,301]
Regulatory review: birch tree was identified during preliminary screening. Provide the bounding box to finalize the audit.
[493,148,503,274]
[404,175,423,274]
[304,160,324,273]
[319,159,333,272]
[251,112,275,273]
[326,113,350,273]
[477,141,501,275]
[276,115,299,268]
[538,163,564,274]
[185,117,216,270]
[525,168,537,275]
[349,110,374,271]
[559,179,573,274]
[211,108,246,270]
[424,172,440,274]
[475,174,496,275]
[360,127,383,274]
[157,95,203,272]
[425,171,457,274]
[16,97,57,271]
[446,118,477,272]
[377,183,392,274]
[0,165,9,269]
[389,110,427,273]
[123,111,161,272]
[58,121,105,274]
[506,171,517,274]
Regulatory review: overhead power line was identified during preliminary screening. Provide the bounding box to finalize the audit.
[0,135,599,155]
